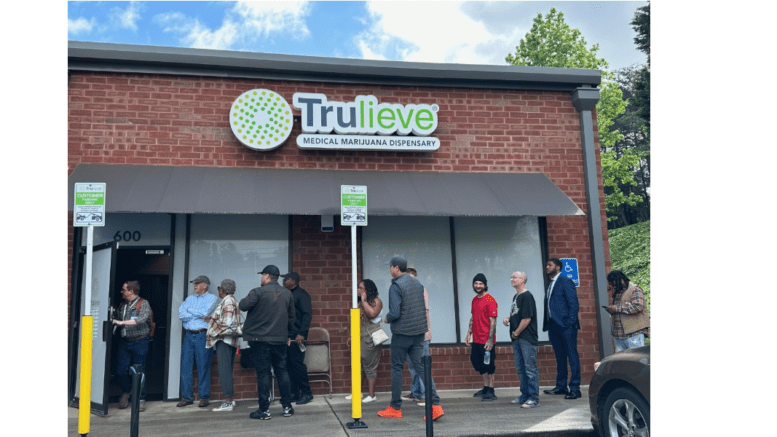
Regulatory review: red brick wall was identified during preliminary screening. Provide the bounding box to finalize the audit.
[68,71,611,400]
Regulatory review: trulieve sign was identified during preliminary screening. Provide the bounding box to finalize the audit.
[229,89,440,152]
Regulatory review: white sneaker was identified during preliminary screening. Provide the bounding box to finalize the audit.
[212,401,235,412]
[362,395,377,403]
[417,401,426,407]
[345,394,362,400]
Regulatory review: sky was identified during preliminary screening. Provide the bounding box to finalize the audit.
[67,1,648,72]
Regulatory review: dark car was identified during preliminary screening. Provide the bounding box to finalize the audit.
[588,345,650,437]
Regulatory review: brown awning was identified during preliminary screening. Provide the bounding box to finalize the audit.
[67,164,583,217]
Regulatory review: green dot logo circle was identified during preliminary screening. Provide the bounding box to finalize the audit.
[230,89,293,151]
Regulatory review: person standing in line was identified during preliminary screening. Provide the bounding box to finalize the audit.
[282,272,314,405]
[464,273,499,401]
[346,279,383,403]
[377,256,444,421]
[177,275,217,408]
[239,265,296,420]
[542,258,582,400]
[113,280,151,412]
[502,271,540,408]
[604,270,649,352]
[206,279,241,412]
[401,267,437,407]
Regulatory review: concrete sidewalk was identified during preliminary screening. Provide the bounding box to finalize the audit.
[68,386,594,436]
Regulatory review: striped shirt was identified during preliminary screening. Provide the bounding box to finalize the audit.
[179,292,217,331]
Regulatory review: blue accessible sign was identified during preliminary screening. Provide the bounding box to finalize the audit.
[560,258,580,287]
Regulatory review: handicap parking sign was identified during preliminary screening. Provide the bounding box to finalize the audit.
[560,258,580,287]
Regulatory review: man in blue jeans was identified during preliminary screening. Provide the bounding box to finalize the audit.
[503,271,540,408]
[177,275,217,408]
[402,267,437,406]
[113,280,151,412]
[378,256,444,421]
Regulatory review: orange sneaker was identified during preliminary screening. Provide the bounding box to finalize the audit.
[377,405,402,418]
[423,404,445,421]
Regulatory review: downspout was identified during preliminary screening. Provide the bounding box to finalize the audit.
[571,86,613,359]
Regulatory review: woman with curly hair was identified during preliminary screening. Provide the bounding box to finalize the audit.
[347,279,383,403]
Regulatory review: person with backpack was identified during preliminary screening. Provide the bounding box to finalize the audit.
[112,280,152,412]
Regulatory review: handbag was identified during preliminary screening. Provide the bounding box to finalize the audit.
[232,311,244,337]
[369,326,389,345]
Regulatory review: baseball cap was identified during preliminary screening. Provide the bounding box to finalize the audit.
[386,256,407,270]
[259,265,280,276]
[281,272,300,283]
[189,275,211,285]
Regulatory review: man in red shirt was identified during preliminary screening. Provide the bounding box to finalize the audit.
[464,273,499,401]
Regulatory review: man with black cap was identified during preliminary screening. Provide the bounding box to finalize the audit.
[464,273,499,401]
[177,275,218,407]
[239,265,296,420]
[281,271,314,405]
[377,256,445,421]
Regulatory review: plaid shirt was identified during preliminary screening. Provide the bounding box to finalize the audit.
[206,294,240,348]
[610,283,649,339]
[118,297,151,339]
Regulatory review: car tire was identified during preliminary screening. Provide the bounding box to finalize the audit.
[602,387,650,437]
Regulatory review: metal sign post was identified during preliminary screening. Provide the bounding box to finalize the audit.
[342,186,368,430]
[74,183,106,436]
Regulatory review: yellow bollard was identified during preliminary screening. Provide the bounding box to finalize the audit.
[350,308,362,419]
[78,315,93,435]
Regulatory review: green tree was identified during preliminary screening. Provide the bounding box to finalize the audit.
[608,65,651,227]
[505,7,639,221]
[630,2,650,134]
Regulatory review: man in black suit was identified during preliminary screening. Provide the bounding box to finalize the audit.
[542,258,582,400]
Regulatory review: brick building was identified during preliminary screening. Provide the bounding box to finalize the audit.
[67,41,612,413]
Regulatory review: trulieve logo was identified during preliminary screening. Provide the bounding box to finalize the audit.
[292,93,439,136]
[229,89,293,151]
[229,88,441,152]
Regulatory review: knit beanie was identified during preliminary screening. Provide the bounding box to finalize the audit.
[473,273,487,286]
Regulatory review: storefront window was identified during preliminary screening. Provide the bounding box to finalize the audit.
[453,216,548,342]
[362,215,547,344]
[188,214,289,302]
[361,216,456,343]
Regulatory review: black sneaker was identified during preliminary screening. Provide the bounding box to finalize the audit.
[473,387,487,397]
[250,409,271,420]
[283,405,294,417]
[481,387,497,401]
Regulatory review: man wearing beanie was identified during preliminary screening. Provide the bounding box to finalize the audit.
[464,273,499,401]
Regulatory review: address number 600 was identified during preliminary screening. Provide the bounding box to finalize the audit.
[113,231,141,242]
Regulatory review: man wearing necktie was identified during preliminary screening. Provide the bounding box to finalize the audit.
[542,258,582,400]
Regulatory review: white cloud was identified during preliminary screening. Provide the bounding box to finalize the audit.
[155,12,238,50]
[233,0,311,39]
[68,17,96,35]
[111,1,143,31]
[355,1,525,65]
[154,1,312,50]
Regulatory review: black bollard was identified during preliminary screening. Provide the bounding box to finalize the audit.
[422,355,433,437]
[129,364,142,437]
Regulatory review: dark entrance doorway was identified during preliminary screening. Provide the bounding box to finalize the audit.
[108,248,170,402]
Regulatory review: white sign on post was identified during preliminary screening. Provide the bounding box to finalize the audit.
[74,183,106,227]
[341,185,368,226]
